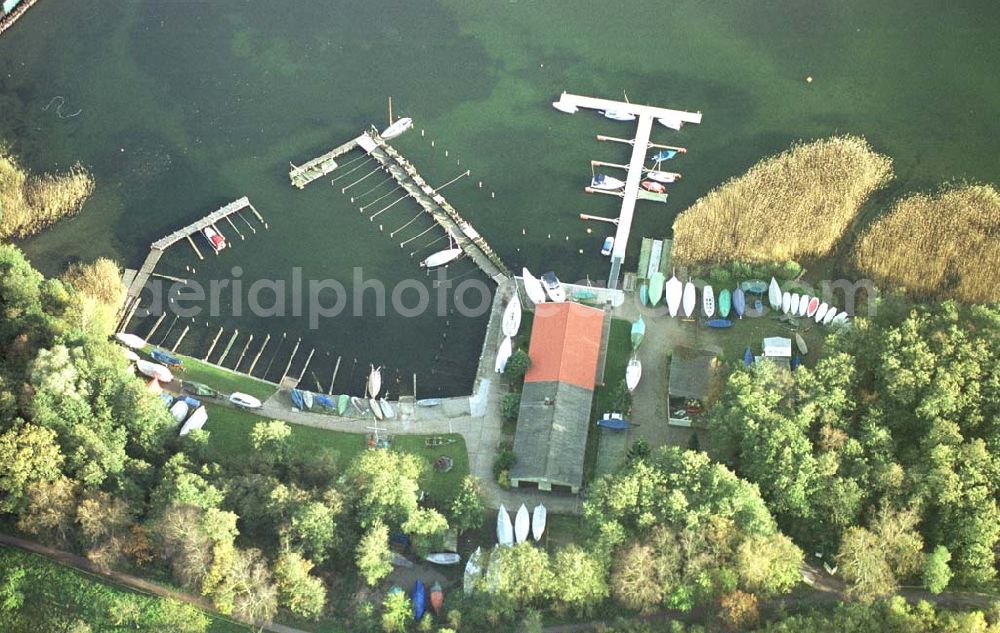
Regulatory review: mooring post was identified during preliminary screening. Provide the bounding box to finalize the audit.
[247,333,271,375]
[204,327,224,361]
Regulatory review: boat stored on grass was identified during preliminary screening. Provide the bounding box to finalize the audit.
[682,281,696,317]
[665,275,682,316]
[806,297,820,318]
[502,294,522,337]
[464,547,483,595]
[514,504,530,544]
[795,333,809,355]
[430,582,444,616]
[411,580,426,621]
[768,277,782,310]
[782,291,792,314]
[169,400,189,423]
[823,308,838,325]
[150,349,182,367]
[702,285,715,318]
[114,332,146,349]
[425,552,461,565]
[718,288,732,318]
[706,319,733,329]
[541,271,566,302]
[790,293,800,316]
[425,436,457,448]
[630,317,645,350]
[733,287,746,318]
[179,406,208,436]
[521,268,547,305]
[626,357,642,391]
[797,295,811,317]
[532,505,547,542]
[495,336,513,373]
[647,272,665,305]
[136,359,173,383]
[497,504,514,546]
[814,303,829,323]
[183,381,220,399]
[230,392,263,409]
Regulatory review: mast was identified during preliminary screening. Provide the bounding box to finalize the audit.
[388,96,394,126]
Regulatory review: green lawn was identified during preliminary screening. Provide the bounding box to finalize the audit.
[0,546,249,633]
[201,404,470,505]
[584,318,632,481]
[144,347,277,401]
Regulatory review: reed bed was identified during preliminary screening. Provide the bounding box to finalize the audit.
[673,136,893,264]
[0,148,94,240]
[854,185,1000,304]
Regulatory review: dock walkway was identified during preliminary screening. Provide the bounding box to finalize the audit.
[362,132,510,282]
[289,137,361,188]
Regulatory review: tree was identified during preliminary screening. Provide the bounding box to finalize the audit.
[381,590,411,633]
[152,453,225,512]
[504,349,531,387]
[837,526,896,601]
[627,437,650,462]
[403,507,449,556]
[608,379,632,414]
[500,393,521,423]
[16,476,77,545]
[207,547,278,624]
[610,541,661,612]
[356,520,393,586]
[153,599,211,633]
[551,545,608,615]
[492,543,554,610]
[449,475,485,533]
[250,420,292,467]
[718,590,758,631]
[284,501,338,564]
[274,551,327,620]
[0,423,64,513]
[76,490,131,545]
[348,449,426,529]
[0,566,25,614]
[735,533,803,597]
[923,546,952,594]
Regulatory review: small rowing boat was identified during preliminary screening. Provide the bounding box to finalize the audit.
[532,505,547,542]
[782,291,792,314]
[641,180,666,193]
[600,109,636,121]
[733,287,746,318]
[597,416,630,430]
[337,394,350,415]
[705,319,733,329]
[369,398,384,420]
[514,504,530,544]
[646,170,681,183]
[806,296,820,318]
[464,547,483,595]
[229,392,262,409]
[591,173,625,190]
[425,552,461,565]
[150,349,182,368]
[114,332,146,349]
[601,236,614,256]
[179,406,208,436]
[368,365,382,399]
[682,281,696,317]
[631,317,645,350]
[430,582,444,616]
[136,359,173,383]
[416,398,442,407]
[666,274,682,316]
[495,336,513,373]
[497,504,514,546]
[718,288,732,318]
[795,333,808,355]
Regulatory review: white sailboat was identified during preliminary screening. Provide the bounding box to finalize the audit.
[814,302,830,323]
[797,294,810,317]
[496,505,514,546]
[421,247,462,268]
[495,336,513,373]
[230,392,263,409]
[626,357,642,391]
[591,173,626,190]
[682,281,696,317]
[782,291,792,314]
[114,332,146,349]
[464,547,484,595]
[179,406,208,436]
[790,293,800,316]
[367,365,382,399]
[823,307,839,325]
[136,359,173,383]
[646,170,682,184]
[514,504,530,544]
[169,400,189,423]
[665,275,683,317]
[521,268,547,305]
[502,294,522,337]
[552,101,578,114]
[768,277,782,310]
[532,504,547,542]
[702,285,715,318]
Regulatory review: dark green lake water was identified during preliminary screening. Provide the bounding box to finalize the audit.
[2,0,998,396]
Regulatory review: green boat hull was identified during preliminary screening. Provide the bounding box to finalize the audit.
[718,289,732,318]
[648,272,665,305]
[337,394,350,415]
[630,317,645,350]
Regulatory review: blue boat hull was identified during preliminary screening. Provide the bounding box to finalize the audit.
[597,417,630,430]
[733,288,746,317]
[291,389,305,409]
[743,346,753,367]
[639,284,649,306]
[151,349,182,366]
[412,580,426,621]
[705,319,733,329]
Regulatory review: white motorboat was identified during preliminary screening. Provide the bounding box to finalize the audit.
[541,271,566,303]
[229,392,263,409]
[502,294,522,337]
[420,247,462,268]
[169,400,189,423]
[601,110,636,121]
[136,359,173,383]
[178,406,208,436]
[665,275,683,316]
[114,332,146,350]
[591,173,625,190]
[381,116,413,140]
[646,170,682,184]
[514,504,530,544]
[203,226,226,253]
[496,505,514,546]
[626,357,642,391]
[532,504,547,542]
[464,547,483,596]
[425,552,462,565]
[702,285,715,318]
[521,268,547,305]
[682,281,696,317]
[768,277,782,310]
[495,336,513,373]
[368,365,381,398]
[552,101,578,114]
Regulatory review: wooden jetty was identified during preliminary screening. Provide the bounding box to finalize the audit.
[115,197,266,333]
[637,238,652,281]
[289,137,362,189]
[0,0,40,37]
[291,128,509,283]
[647,239,663,279]
[553,91,701,288]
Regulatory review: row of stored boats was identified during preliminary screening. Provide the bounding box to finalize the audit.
[495,502,547,546]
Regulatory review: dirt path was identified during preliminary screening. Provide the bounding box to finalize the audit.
[0,533,309,633]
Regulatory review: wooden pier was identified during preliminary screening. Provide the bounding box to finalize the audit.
[115,197,266,333]
[292,128,509,283]
[552,92,701,288]
[289,136,362,189]
[0,0,40,37]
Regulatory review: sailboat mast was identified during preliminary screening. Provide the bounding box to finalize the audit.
[388,96,394,125]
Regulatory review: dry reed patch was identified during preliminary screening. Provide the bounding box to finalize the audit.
[673,136,892,265]
[0,148,94,239]
[854,185,1000,304]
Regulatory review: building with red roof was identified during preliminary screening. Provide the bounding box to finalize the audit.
[509,302,606,494]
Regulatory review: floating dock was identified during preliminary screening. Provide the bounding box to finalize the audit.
[0,0,39,37]
[552,92,702,288]
[291,128,509,283]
